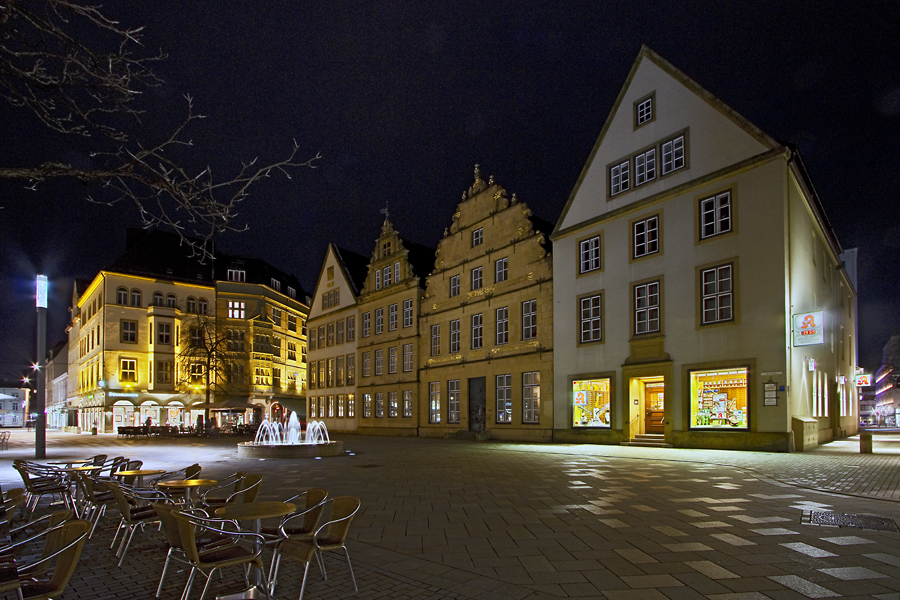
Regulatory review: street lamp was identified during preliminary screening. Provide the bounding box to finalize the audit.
[35,274,47,458]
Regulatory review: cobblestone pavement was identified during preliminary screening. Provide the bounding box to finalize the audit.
[2,430,900,599]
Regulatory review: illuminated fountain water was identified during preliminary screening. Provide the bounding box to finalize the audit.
[238,415,343,458]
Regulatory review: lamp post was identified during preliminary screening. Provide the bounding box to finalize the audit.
[35,275,47,459]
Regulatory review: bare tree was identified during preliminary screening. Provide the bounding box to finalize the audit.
[0,0,318,257]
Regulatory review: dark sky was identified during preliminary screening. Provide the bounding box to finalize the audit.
[1,1,898,380]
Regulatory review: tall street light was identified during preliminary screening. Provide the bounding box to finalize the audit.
[35,274,47,459]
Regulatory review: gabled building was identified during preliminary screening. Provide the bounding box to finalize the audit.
[306,244,368,432]
[356,218,434,435]
[418,167,554,441]
[551,46,858,451]
[0,385,28,428]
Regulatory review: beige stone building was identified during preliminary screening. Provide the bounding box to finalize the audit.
[418,168,554,441]
[551,47,858,452]
[356,219,434,435]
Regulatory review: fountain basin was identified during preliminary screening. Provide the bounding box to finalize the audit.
[237,440,344,459]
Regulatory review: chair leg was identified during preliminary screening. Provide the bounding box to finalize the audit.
[111,518,125,549]
[343,547,358,592]
[267,551,282,594]
[117,526,136,566]
[156,550,173,597]
[181,567,197,600]
[298,562,311,600]
[198,568,216,600]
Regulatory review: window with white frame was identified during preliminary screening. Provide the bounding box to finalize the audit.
[117,287,128,305]
[633,215,659,258]
[375,393,384,418]
[701,264,733,324]
[375,308,383,335]
[318,326,325,348]
[362,351,371,377]
[336,356,344,386]
[431,324,440,356]
[375,269,381,290]
[580,236,601,273]
[496,374,512,423]
[347,393,355,417]
[166,293,177,308]
[429,382,440,423]
[157,322,172,345]
[634,148,656,186]
[326,323,334,346]
[131,289,141,307]
[634,281,660,335]
[120,359,137,383]
[394,262,400,283]
[661,135,685,174]
[347,316,355,341]
[495,258,508,283]
[374,349,383,376]
[309,397,317,419]
[449,319,460,353]
[337,394,345,417]
[363,394,372,418]
[403,344,413,372]
[271,307,282,326]
[388,346,397,374]
[403,299,413,327]
[287,314,297,331]
[496,307,509,344]
[471,267,483,291]
[346,354,355,385]
[580,294,602,343]
[198,298,208,314]
[472,227,483,247]
[121,320,137,343]
[157,361,172,384]
[522,300,537,340]
[449,275,460,298]
[636,96,653,125]
[402,390,412,418]
[471,313,483,349]
[389,391,398,417]
[448,379,460,424]
[700,191,732,239]
[523,371,540,423]
[383,265,392,287]
[362,312,370,337]
[227,269,245,282]
[388,304,398,331]
[610,160,630,196]
[228,301,245,319]
[336,320,344,344]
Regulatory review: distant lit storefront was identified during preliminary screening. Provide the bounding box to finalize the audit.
[573,378,611,428]
[689,368,749,429]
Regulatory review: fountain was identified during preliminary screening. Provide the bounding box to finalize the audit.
[237,416,344,458]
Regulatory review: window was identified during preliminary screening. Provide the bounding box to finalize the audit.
[472,227,483,247]
[309,397,317,419]
[610,160,629,196]
[271,307,282,326]
[375,269,381,290]
[383,266,392,287]
[689,368,748,429]
[155,361,172,384]
[309,331,316,351]
[288,314,297,332]
[362,312,371,337]
[523,371,540,423]
[190,327,202,347]
[336,320,344,344]
[273,368,282,390]
[120,359,137,383]
[362,352,371,377]
[287,341,297,361]
[130,289,141,307]
[346,316,355,341]
[634,148,656,186]
[321,294,328,310]
[403,299,413,327]
[394,262,400,283]
[496,374,512,423]
[336,356,344,386]
[375,308,384,335]
[661,135,685,174]
[318,326,325,348]
[326,358,334,386]
[403,391,412,418]
[580,236,601,274]
[186,297,196,313]
[700,191,732,239]
[337,394,345,417]
[431,324,440,356]
[227,269,245,282]
[271,278,281,292]
[633,215,659,258]
[471,267,483,291]
[389,392,398,417]
[319,397,325,417]
[327,323,334,346]
[448,379,460,424]
[449,319,460,353]
[403,344,413,372]
[153,292,164,306]
[375,393,384,418]
[166,294,176,308]
[347,393,355,417]
[580,294,603,343]
[157,322,172,344]
[471,314,483,349]
[192,363,206,384]
[429,382,440,423]
[121,320,137,343]
[701,264,734,324]
[288,286,296,299]
[496,307,509,345]
[388,346,397,374]
[522,300,537,340]
[309,361,317,388]
[388,304,398,331]
[198,298,208,314]
[117,287,128,305]
[636,96,653,126]
[573,378,612,427]
[228,301,245,319]
[449,275,460,298]
[634,281,660,335]
[346,354,355,385]
[495,258,508,283]
[318,361,325,387]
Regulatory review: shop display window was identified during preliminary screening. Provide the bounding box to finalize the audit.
[690,368,748,429]
[573,378,611,428]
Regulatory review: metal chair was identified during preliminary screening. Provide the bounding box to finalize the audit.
[12,463,71,517]
[105,482,163,567]
[198,472,247,509]
[16,520,91,600]
[264,489,327,593]
[71,472,115,537]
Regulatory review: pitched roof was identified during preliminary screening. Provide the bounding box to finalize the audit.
[332,244,369,296]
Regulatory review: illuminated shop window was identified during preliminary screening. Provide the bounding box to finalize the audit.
[572,378,611,428]
[689,368,748,429]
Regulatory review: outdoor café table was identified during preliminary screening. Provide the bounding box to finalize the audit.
[46,459,92,467]
[214,501,296,599]
[157,479,217,506]
[114,469,166,487]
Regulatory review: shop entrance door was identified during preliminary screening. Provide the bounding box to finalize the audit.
[468,377,486,433]
[628,376,665,437]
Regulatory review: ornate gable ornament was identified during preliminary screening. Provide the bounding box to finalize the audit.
[464,164,487,199]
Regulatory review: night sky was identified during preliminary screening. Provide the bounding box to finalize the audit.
[1,1,898,380]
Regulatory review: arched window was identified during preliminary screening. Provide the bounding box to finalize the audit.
[198,298,208,315]
[153,292,164,306]
[166,294,176,308]
[117,287,128,305]
[186,297,196,313]
[130,289,142,307]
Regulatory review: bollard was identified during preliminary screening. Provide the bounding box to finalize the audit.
[860,431,873,454]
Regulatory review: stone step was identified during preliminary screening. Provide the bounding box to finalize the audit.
[622,433,672,448]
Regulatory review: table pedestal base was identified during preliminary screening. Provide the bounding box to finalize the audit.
[216,584,274,600]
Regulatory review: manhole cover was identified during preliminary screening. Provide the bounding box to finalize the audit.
[803,511,900,532]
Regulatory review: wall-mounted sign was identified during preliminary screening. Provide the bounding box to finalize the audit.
[855,374,872,387]
[792,311,824,346]
[808,358,816,371]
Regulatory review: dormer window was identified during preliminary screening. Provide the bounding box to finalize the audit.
[271,278,281,292]
[382,241,391,256]
[472,228,483,247]
[635,94,654,127]
[287,286,296,299]
[228,269,246,282]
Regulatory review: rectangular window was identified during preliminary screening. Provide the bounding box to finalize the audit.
[689,368,748,429]
[403,344,413,372]
[326,323,334,346]
[496,307,509,345]
[375,308,383,335]
[157,361,172,384]
[362,312,371,337]
[336,320,344,344]
[227,269,245,282]
[523,371,540,424]
[701,264,734,324]
[318,397,325,418]
[383,265,392,287]
[495,258,508,283]
[634,148,656,186]
[346,316,355,341]
[580,294,602,343]
[472,227,483,247]
[636,96,653,125]
[318,326,325,348]
[287,342,297,361]
[449,319,460,353]
[471,314,483,349]
[700,191,732,239]
[309,332,316,351]
[121,320,137,343]
[573,378,612,427]
[610,159,630,195]
[375,269,381,290]
[374,349,383,376]
[288,286,296,299]
[634,281,660,335]
[228,301,246,319]
[326,358,334,386]
[363,394,372,418]
[388,346,398,374]
[336,356,344,386]
[346,354,355,385]
[449,275,460,298]
[580,236,601,273]
[661,135,685,174]
[389,304,398,331]
[337,394,345,417]
[471,267,483,291]
[288,314,297,331]
[403,299,413,327]
[394,262,400,283]
[633,216,659,258]
[389,391,398,418]
[375,393,384,418]
[496,374,512,423]
[271,308,282,326]
[429,382,440,423]
[309,397,317,419]
[522,300,537,340]
[309,360,317,388]
[347,393,355,417]
[448,379,460,424]
[120,359,137,383]
[318,361,325,388]
[403,391,412,418]
[362,352,371,377]
[431,324,440,356]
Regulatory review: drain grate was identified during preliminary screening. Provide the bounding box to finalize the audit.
[803,511,900,532]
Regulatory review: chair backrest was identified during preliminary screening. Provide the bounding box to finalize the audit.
[89,454,107,466]
[171,511,204,563]
[316,496,360,548]
[185,464,202,480]
[231,474,262,504]
[108,457,128,476]
[125,460,143,471]
[152,502,184,551]
[282,489,327,535]
[41,520,90,596]
[104,482,135,521]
